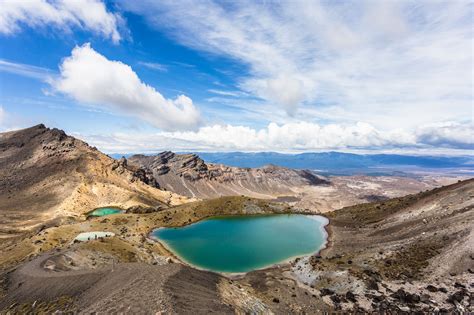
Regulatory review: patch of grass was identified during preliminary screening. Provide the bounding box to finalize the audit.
[153,196,289,228]
[80,238,138,262]
[326,196,416,226]
[327,179,473,226]
[0,296,76,314]
[375,236,452,280]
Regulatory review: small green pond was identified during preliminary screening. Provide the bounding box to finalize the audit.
[87,207,123,217]
[152,214,328,273]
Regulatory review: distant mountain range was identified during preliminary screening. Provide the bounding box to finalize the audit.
[111,152,474,176]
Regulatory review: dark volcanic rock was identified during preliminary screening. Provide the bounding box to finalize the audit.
[320,288,334,296]
[391,289,420,304]
[454,282,466,289]
[330,294,341,304]
[363,269,382,282]
[132,167,160,188]
[345,291,357,302]
[366,279,379,291]
[447,290,466,304]
[126,205,164,214]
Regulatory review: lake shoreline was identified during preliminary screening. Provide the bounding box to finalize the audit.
[148,213,331,277]
[85,206,124,218]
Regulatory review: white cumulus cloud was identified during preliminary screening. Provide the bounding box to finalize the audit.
[51,43,201,131]
[79,122,402,153]
[78,120,474,154]
[161,122,415,151]
[0,0,122,43]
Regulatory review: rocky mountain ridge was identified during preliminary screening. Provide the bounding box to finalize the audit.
[127,151,460,213]
[128,151,329,199]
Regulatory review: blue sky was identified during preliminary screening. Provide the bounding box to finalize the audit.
[0,0,472,154]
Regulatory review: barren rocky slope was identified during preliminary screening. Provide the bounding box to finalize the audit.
[128,151,329,199]
[0,125,189,239]
[296,178,474,312]
[0,181,472,313]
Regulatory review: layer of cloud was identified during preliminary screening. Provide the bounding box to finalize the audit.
[207,89,249,98]
[51,43,201,131]
[79,121,473,154]
[0,0,122,43]
[138,61,168,72]
[123,1,473,127]
[416,122,474,150]
[0,59,54,80]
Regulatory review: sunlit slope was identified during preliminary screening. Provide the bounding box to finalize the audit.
[0,124,190,237]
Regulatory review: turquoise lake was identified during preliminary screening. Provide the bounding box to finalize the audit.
[152,214,328,273]
[88,207,123,217]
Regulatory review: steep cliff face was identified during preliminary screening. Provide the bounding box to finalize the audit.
[128,151,329,199]
[0,125,189,237]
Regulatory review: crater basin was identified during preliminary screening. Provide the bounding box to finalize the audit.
[87,207,123,217]
[152,214,328,273]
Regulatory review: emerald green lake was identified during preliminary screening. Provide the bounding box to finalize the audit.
[88,207,123,217]
[152,214,328,273]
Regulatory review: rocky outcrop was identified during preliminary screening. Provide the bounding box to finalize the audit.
[130,152,210,181]
[111,156,160,188]
[128,151,329,199]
